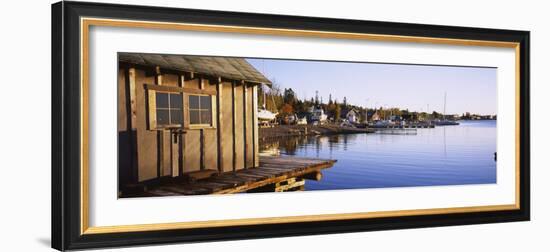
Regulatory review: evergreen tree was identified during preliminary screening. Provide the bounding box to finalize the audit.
[335,102,341,121]
[283,88,297,105]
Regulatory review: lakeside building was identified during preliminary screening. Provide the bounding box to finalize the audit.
[309,106,328,123]
[117,53,271,190]
[370,110,382,121]
[343,108,359,123]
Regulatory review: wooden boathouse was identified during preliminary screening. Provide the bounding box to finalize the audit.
[118,53,335,196]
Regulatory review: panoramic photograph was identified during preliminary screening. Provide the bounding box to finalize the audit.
[117,53,497,198]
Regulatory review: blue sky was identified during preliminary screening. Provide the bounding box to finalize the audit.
[247,58,497,115]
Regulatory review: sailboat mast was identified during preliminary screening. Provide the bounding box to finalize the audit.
[443,92,447,120]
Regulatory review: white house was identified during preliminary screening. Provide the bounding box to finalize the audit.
[345,109,358,123]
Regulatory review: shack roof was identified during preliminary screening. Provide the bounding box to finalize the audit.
[119,53,272,86]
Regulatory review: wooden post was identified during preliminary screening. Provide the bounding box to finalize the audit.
[155,66,164,177]
[179,74,185,88]
[128,67,137,130]
[171,132,178,177]
[157,131,164,177]
[155,66,163,85]
[167,74,186,177]
[183,73,193,175]
[242,81,248,169]
[252,85,259,167]
[216,80,224,173]
[127,67,138,182]
[200,129,205,171]
[178,133,184,175]
[232,81,237,172]
[301,172,323,181]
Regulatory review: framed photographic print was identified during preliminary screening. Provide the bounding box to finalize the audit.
[51,1,530,250]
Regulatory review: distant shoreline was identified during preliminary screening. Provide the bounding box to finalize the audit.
[259,124,374,140]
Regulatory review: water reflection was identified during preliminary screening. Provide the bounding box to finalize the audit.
[259,120,497,191]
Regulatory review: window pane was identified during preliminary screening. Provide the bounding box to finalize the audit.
[170,109,183,125]
[156,92,169,108]
[156,109,170,126]
[189,95,199,109]
[189,110,200,124]
[200,111,212,125]
[170,94,182,109]
[200,96,211,111]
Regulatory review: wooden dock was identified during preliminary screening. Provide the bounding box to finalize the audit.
[373,128,418,135]
[126,156,336,197]
[370,124,434,129]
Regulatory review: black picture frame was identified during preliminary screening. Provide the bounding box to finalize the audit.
[52,1,530,250]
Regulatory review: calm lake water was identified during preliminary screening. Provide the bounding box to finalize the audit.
[259,120,497,191]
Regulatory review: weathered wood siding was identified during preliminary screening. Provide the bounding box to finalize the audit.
[184,130,201,172]
[134,68,158,181]
[161,130,171,176]
[185,77,200,89]
[203,128,218,169]
[119,65,259,183]
[221,82,234,172]
[162,73,179,87]
[202,79,219,170]
[117,68,128,132]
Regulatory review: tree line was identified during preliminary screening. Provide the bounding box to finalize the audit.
[258,83,493,122]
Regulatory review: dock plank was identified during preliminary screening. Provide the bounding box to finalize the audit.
[126,156,337,196]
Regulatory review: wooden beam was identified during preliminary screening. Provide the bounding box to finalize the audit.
[301,172,323,181]
[171,132,178,177]
[126,66,139,183]
[155,66,163,85]
[154,66,166,178]
[232,81,237,172]
[182,87,216,95]
[144,84,216,95]
[216,82,224,173]
[179,74,186,175]
[252,85,259,167]
[157,131,164,177]
[200,129,205,171]
[128,67,137,130]
[147,89,157,130]
[242,81,248,169]
[208,76,222,85]
[176,74,185,176]
[178,74,185,88]
[178,133,184,175]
